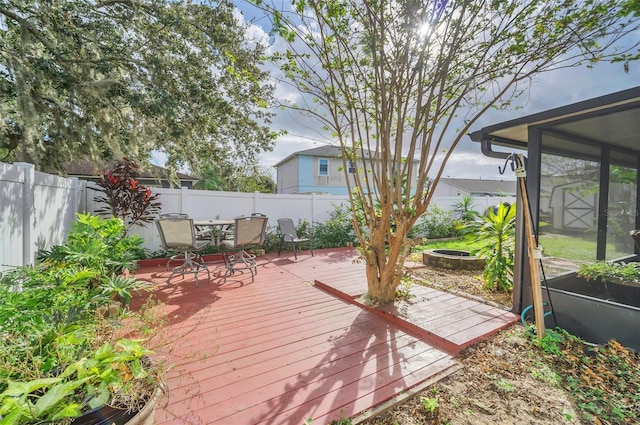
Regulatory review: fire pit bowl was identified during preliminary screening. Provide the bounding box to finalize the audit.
[422,249,485,271]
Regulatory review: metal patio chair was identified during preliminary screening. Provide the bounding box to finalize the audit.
[155,216,210,286]
[221,215,268,283]
[277,218,314,260]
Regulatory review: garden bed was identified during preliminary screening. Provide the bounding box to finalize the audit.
[544,274,640,350]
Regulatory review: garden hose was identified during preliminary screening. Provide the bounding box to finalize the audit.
[520,302,553,327]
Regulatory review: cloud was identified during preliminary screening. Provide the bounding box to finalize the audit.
[238,2,640,182]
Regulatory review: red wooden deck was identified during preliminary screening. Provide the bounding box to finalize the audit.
[132,248,517,424]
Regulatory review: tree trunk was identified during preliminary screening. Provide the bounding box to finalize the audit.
[362,219,413,304]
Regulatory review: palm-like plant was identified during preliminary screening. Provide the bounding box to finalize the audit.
[467,202,516,292]
[453,195,478,223]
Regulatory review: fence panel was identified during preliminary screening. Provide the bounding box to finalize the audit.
[1,160,517,264]
[0,162,25,272]
[32,171,82,254]
[0,163,85,272]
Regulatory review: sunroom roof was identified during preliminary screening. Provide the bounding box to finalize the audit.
[469,86,640,167]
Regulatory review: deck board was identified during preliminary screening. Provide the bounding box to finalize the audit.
[132,248,516,424]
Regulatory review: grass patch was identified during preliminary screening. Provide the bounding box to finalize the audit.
[540,233,630,262]
[413,236,485,253]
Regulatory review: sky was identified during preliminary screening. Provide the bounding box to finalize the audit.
[232,2,640,182]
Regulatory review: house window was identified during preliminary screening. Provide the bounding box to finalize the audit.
[319,158,329,176]
[348,161,355,174]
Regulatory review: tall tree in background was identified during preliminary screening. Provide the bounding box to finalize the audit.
[194,163,276,193]
[256,0,639,303]
[0,0,277,180]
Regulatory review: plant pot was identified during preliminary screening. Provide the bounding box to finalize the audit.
[551,275,640,308]
[70,384,162,425]
[602,279,640,307]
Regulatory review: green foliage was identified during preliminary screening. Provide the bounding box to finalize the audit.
[194,164,276,193]
[235,167,277,193]
[39,213,144,278]
[528,328,640,424]
[421,396,439,412]
[0,214,159,423]
[453,195,479,223]
[0,0,277,176]
[312,204,356,248]
[577,261,640,284]
[0,337,156,424]
[255,0,636,303]
[94,158,161,233]
[412,206,461,239]
[493,377,515,393]
[100,275,151,306]
[395,274,414,301]
[465,202,516,292]
[412,236,484,252]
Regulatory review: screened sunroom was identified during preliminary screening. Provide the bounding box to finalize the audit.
[470,86,640,349]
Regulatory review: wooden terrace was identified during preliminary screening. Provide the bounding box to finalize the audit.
[132,248,517,424]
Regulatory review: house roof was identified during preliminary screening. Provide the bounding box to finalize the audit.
[469,86,640,168]
[274,146,344,167]
[61,160,198,182]
[440,178,516,196]
[274,145,418,167]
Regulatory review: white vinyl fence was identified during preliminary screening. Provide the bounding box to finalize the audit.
[1,162,86,273]
[1,160,515,272]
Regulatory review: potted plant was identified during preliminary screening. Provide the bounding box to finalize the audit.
[577,261,640,307]
[0,214,162,424]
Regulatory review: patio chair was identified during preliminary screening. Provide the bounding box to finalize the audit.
[159,212,211,260]
[155,217,211,287]
[221,215,268,283]
[277,218,314,260]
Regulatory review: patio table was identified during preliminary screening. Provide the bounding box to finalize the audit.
[193,219,234,245]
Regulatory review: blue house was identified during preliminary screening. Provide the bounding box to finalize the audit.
[274,146,419,194]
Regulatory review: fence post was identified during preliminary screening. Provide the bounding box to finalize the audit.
[311,193,317,223]
[15,162,35,266]
[181,186,188,213]
[69,177,80,217]
[253,191,259,214]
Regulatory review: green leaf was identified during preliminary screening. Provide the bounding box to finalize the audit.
[0,378,61,398]
[33,378,91,418]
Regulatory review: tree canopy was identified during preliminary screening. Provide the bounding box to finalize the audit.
[0,0,278,179]
[194,163,276,193]
[256,0,640,302]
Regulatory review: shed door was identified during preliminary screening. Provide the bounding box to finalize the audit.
[563,189,596,229]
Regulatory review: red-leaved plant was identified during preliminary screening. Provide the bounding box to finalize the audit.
[94,158,161,234]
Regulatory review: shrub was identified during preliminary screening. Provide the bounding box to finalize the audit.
[312,204,356,248]
[94,158,161,235]
[0,214,158,423]
[465,202,516,292]
[453,195,479,223]
[412,205,460,239]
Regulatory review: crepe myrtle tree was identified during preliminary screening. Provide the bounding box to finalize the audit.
[254,0,639,303]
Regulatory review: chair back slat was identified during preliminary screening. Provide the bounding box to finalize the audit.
[277,218,297,241]
[234,216,268,246]
[156,218,197,249]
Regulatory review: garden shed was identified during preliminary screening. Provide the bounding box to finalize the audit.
[470,86,640,350]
